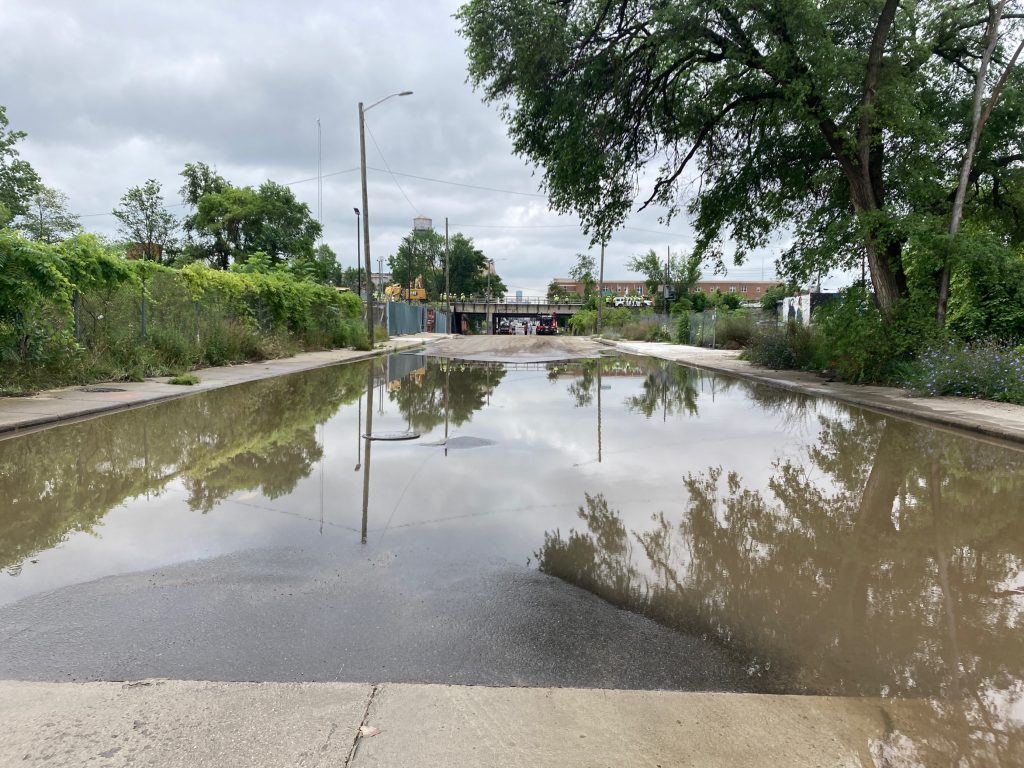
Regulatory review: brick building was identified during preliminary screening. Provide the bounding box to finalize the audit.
[691,280,782,299]
[551,278,782,300]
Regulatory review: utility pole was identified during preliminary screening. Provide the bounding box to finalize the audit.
[665,245,671,315]
[445,217,451,333]
[354,207,362,297]
[358,101,373,344]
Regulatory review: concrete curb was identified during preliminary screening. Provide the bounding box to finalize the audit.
[601,338,1024,446]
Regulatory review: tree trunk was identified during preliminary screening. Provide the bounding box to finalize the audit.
[938,1,1009,328]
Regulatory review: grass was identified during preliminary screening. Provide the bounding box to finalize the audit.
[167,373,200,386]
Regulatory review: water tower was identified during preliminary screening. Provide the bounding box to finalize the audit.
[413,216,432,231]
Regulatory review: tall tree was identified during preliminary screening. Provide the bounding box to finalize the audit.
[442,233,505,297]
[18,185,80,244]
[458,1,1024,319]
[0,105,41,224]
[627,249,699,301]
[179,161,232,267]
[389,228,444,294]
[179,164,320,269]
[569,252,596,300]
[113,179,179,263]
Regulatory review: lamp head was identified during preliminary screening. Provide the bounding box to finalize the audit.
[353,207,360,216]
[398,91,413,96]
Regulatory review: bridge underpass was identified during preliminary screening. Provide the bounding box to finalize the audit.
[449,299,582,334]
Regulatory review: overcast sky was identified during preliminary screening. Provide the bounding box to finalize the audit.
[1,0,789,294]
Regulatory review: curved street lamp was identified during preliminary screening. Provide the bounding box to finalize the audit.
[359,91,413,345]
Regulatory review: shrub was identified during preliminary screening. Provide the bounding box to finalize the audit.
[744,324,823,370]
[620,319,668,341]
[905,340,1024,403]
[715,311,755,348]
[745,328,799,369]
[168,373,200,385]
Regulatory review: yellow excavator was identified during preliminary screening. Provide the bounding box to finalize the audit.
[384,275,427,302]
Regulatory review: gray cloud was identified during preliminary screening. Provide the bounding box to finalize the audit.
[1,0,789,294]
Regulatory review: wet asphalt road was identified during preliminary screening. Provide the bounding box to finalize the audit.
[0,533,752,691]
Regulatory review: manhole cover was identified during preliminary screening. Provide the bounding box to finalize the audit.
[364,431,420,441]
[79,386,127,393]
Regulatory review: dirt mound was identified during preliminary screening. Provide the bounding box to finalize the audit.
[423,336,608,362]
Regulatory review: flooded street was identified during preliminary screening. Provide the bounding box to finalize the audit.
[2,346,1023,764]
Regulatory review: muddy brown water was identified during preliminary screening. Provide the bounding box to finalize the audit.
[1,352,1022,764]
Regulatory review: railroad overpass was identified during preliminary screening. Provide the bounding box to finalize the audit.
[449,297,582,334]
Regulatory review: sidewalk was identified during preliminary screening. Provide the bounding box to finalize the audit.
[0,334,448,438]
[606,339,1024,445]
[0,679,902,767]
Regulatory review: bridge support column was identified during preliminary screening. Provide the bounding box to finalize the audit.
[486,306,495,334]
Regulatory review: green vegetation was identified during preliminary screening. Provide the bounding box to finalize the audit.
[459,1,1024,403]
[0,229,366,393]
[168,373,200,385]
[387,227,507,300]
[0,107,373,393]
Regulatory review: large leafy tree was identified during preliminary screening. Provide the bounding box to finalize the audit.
[0,105,41,225]
[458,1,1024,319]
[569,251,596,300]
[112,179,179,262]
[443,233,507,297]
[179,163,320,269]
[389,227,444,293]
[17,185,81,244]
[627,248,700,301]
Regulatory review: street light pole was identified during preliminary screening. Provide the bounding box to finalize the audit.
[359,91,412,346]
[354,207,361,297]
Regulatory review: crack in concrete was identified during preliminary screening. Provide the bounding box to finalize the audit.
[343,683,381,767]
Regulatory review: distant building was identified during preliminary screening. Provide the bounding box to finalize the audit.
[126,243,163,262]
[690,280,783,299]
[551,277,783,299]
[551,278,648,296]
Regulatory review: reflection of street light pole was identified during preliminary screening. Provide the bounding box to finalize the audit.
[360,362,375,544]
[354,393,362,471]
[354,208,362,297]
[359,90,413,345]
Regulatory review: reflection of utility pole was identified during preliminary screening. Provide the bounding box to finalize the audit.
[597,362,603,463]
[319,422,325,535]
[354,393,362,472]
[443,360,450,458]
[360,362,375,544]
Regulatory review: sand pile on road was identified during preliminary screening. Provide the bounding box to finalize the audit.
[423,336,609,362]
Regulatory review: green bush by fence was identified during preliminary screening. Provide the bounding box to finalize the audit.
[0,232,366,393]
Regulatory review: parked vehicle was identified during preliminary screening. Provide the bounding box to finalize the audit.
[536,315,558,335]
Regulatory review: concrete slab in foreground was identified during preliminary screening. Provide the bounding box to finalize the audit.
[0,679,900,767]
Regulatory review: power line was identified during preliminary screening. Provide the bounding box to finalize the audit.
[364,123,418,215]
[364,167,548,198]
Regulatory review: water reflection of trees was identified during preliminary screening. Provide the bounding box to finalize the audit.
[549,356,704,416]
[388,359,505,431]
[0,362,368,573]
[536,412,1024,765]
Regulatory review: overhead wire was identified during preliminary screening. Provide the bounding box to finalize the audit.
[364,122,419,215]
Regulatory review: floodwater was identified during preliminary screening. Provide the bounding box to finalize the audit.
[2,352,1023,764]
